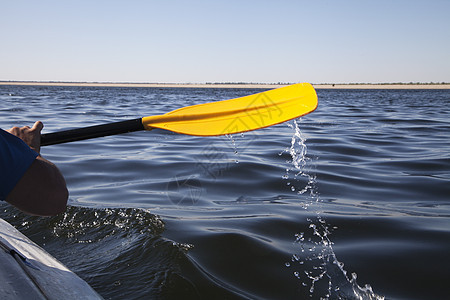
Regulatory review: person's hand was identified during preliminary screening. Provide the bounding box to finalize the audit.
[7,121,43,154]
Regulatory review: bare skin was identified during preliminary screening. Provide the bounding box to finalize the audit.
[5,121,68,216]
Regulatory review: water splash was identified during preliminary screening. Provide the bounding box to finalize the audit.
[284,119,384,299]
[280,119,317,209]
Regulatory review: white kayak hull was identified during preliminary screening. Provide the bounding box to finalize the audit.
[0,218,102,299]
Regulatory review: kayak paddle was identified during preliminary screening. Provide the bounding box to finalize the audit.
[41,83,318,146]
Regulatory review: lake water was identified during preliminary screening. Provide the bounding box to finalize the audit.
[0,85,449,299]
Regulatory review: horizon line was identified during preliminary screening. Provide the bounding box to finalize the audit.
[1,80,449,85]
[1,81,449,90]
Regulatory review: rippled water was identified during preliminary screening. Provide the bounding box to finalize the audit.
[1,86,449,299]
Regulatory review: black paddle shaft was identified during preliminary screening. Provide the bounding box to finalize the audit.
[40,118,144,146]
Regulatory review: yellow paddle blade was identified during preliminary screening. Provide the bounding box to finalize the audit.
[141,83,318,136]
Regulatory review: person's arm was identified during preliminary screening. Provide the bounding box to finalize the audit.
[5,121,68,216]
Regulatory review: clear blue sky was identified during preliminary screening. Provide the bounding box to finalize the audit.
[1,0,449,83]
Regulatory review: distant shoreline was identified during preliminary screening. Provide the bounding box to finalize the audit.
[1,81,449,89]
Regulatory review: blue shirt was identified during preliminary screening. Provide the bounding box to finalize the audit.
[0,129,38,200]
